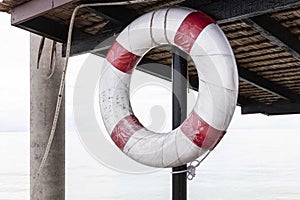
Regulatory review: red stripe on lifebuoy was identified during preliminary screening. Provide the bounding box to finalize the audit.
[181,111,225,150]
[174,11,216,53]
[111,115,143,150]
[106,41,140,73]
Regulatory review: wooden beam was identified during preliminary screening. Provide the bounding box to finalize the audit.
[242,101,300,115]
[181,0,300,24]
[137,61,172,81]
[20,17,67,42]
[242,14,300,61]
[238,94,300,115]
[70,3,139,55]
[11,0,77,25]
[188,75,198,91]
[237,95,259,106]
[11,0,300,55]
[84,7,121,25]
[69,23,122,55]
[137,59,300,115]
[18,16,91,43]
[238,66,300,102]
[87,33,118,57]
[87,5,139,25]
[70,0,300,55]
[137,59,264,107]
[13,0,300,25]
[106,55,298,115]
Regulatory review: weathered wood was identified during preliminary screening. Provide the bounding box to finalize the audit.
[17,16,92,43]
[11,0,76,25]
[11,0,300,55]
[84,7,121,25]
[12,0,300,25]
[20,17,69,42]
[182,0,300,24]
[87,4,139,25]
[238,66,300,102]
[242,101,300,115]
[13,0,300,115]
[137,62,172,82]
[69,24,122,55]
[138,57,300,115]
[242,14,300,61]
[69,0,300,55]
[237,95,260,106]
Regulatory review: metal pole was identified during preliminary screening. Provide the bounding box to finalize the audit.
[172,47,187,200]
[30,34,65,199]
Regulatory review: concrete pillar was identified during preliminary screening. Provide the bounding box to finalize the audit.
[30,34,65,200]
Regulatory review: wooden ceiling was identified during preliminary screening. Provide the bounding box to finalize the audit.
[2,0,300,115]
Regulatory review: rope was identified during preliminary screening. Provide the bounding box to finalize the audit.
[171,150,211,180]
[150,10,159,46]
[46,41,57,79]
[36,38,57,79]
[163,7,172,44]
[30,0,159,198]
[36,37,45,69]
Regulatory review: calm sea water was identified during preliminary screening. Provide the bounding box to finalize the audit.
[1,130,300,200]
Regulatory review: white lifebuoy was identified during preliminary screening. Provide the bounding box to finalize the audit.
[99,7,238,168]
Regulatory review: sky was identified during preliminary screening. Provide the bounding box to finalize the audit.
[0,13,29,132]
[0,12,300,133]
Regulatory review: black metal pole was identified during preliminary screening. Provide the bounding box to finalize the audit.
[172,47,187,200]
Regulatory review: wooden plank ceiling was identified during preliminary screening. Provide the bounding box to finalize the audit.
[2,0,300,115]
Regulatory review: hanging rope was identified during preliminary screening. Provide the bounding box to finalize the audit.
[171,150,211,180]
[36,37,45,69]
[36,38,57,79]
[30,0,160,198]
[163,7,172,44]
[46,41,57,79]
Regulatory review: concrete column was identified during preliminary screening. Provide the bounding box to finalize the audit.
[30,34,65,200]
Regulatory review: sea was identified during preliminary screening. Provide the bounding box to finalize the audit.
[1,129,300,200]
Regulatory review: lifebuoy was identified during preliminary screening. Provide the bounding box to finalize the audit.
[99,7,238,168]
